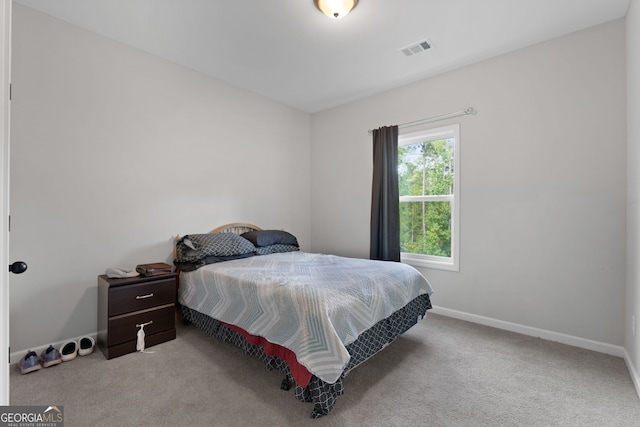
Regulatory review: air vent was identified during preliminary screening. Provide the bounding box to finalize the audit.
[400,40,432,57]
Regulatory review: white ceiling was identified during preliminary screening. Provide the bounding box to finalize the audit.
[14,0,631,113]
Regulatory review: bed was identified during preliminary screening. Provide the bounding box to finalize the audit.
[174,223,433,418]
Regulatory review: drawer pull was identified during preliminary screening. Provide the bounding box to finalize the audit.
[135,293,154,300]
[136,320,153,328]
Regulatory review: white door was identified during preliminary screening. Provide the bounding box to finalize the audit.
[0,0,11,405]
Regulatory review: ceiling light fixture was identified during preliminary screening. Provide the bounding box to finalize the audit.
[314,0,359,19]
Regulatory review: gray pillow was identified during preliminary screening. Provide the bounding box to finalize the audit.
[240,230,299,248]
[255,244,300,255]
[175,233,256,263]
[174,253,254,272]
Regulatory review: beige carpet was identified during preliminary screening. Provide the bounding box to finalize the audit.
[10,313,640,426]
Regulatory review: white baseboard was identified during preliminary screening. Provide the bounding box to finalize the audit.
[10,333,97,365]
[430,306,625,358]
[624,349,640,400]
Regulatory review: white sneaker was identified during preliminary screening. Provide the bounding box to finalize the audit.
[60,341,78,362]
[78,336,95,356]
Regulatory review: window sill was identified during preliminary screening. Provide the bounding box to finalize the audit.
[401,254,459,272]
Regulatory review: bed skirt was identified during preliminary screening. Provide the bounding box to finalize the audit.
[181,293,431,418]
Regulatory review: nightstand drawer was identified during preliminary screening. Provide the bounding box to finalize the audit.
[108,305,175,346]
[108,278,175,316]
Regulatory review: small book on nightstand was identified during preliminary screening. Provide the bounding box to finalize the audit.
[135,262,172,277]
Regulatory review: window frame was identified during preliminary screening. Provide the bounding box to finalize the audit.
[398,123,460,272]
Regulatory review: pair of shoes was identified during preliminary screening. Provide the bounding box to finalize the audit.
[39,345,62,368]
[17,350,41,374]
[60,336,95,361]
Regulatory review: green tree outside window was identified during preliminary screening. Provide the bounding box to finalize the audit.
[398,138,454,257]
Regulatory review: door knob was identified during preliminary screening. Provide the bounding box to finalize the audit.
[9,261,27,274]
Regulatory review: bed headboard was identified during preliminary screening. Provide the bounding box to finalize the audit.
[208,223,262,235]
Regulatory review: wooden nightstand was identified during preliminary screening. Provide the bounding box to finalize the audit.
[97,273,177,359]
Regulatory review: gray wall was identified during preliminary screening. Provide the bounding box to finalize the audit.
[626,0,640,391]
[310,20,627,347]
[9,4,311,355]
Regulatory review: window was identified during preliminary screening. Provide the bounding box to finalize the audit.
[398,124,460,271]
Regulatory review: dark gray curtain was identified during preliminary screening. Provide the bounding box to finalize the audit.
[370,125,400,261]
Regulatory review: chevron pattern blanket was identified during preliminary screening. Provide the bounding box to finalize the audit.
[178,251,433,384]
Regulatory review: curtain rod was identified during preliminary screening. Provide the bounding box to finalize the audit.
[367,107,477,135]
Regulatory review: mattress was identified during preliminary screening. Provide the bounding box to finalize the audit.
[178,251,433,384]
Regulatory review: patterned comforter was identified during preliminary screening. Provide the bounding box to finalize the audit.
[178,251,433,384]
